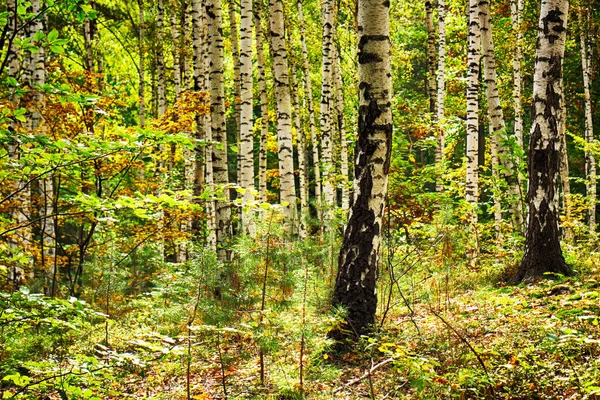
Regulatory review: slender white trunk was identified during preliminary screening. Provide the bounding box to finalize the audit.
[333,47,350,212]
[320,0,336,215]
[511,0,524,150]
[171,11,182,99]
[156,0,166,116]
[480,0,523,231]
[191,0,207,245]
[465,0,480,222]
[228,0,242,133]
[138,0,146,127]
[269,0,297,230]
[181,8,192,91]
[207,0,231,260]
[435,0,446,192]
[255,4,269,203]
[286,18,308,235]
[298,0,322,215]
[581,9,595,232]
[239,0,255,236]
[490,128,503,242]
[425,0,436,115]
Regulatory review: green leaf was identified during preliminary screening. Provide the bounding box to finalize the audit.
[47,29,59,42]
[50,45,64,54]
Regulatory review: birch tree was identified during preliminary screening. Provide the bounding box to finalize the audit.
[238,0,256,236]
[269,0,297,230]
[332,0,392,338]
[479,0,523,231]
[320,0,336,214]
[435,0,446,192]
[580,8,596,232]
[255,1,269,202]
[515,0,572,282]
[511,0,524,150]
[156,0,166,116]
[465,0,481,223]
[138,0,146,127]
[298,0,322,214]
[207,0,232,260]
[425,0,436,115]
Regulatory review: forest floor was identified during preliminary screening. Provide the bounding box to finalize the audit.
[178,274,600,399]
[3,243,600,399]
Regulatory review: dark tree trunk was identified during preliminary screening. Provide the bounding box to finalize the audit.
[514,0,571,282]
[331,0,391,340]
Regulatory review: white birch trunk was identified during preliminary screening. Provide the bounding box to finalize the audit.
[239,0,256,236]
[511,0,524,150]
[298,0,322,215]
[269,0,298,230]
[255,3,269,203]
[138,0,146,127]
[479,0,524,231]
[425,0,436,115]
[581,10,596,232]
[207,0,231,260]
[517,0,571,281]
[435,0,446,192]
[156,0,166,116]
[320,0,336,216]
[465,0,481,223]
[171,11,182,99]
[333,48,350,212]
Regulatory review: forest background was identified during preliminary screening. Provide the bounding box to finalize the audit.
[1,0,600,398]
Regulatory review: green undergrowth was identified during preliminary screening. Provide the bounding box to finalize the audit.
[2,232,600,399]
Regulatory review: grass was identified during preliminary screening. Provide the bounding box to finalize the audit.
[3,233,600,399]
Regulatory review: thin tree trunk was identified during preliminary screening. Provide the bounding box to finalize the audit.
[255,1,269,203]
[465,0,481,223]
[479,0,523,231]
[511,0,524,150]
[171,11,182,99]
[425,0,436,115]
[333,46,350,212]
[239,0,256,236]
[228,0,242,135]
[207,0,232,260]
[435,0,446,192]
[298,0,321,216]
[332,0,392,339]
[581,8,595,232]
[490,128,503,242]
[269,0,297,231]
[138,0,146,127]
[157,0,166,116]
[320,0,335,216]
[516,0,571,282]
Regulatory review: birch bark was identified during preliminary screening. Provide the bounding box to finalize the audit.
[479,0,524,231]
[207,0,232,260]
[239,0,256,236]
[581,9,596,232]
[269,0,297,230]
[516,0,571,281]
[435,0,446,192]
[298,0,322,214]
[255,2,269,203]
[320,0,335,215]
[332,0,391,338]
[156,0,166,116]
[465,0,481,223]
